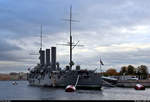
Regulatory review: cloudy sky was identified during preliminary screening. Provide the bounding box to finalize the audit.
[0,0,150,73]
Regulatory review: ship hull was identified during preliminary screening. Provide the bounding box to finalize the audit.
[28,70,103,89]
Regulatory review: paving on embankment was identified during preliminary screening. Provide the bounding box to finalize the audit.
[117,80,150,87]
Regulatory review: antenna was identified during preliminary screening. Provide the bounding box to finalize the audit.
[57,5,83,70]
[40,24,43,50]
[29,24,44,56]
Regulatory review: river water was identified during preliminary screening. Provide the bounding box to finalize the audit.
[0,81,149,100]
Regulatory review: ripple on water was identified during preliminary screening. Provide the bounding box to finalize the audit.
[0,81,149,100]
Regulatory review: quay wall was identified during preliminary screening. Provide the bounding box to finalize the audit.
[117,80,150,87]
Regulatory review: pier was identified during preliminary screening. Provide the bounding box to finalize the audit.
[117,80,150,88]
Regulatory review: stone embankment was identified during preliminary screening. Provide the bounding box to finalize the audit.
[117,80,150,87]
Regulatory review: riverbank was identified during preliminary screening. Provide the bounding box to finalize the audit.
[117,80,150,87]
[0,73,27,81]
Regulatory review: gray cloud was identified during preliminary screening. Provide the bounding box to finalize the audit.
[0,39,21,52]
[0,0,150,72]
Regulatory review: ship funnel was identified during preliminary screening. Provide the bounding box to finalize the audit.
[46,49,50,65]
[51,47,56,70]
[39,49,45,66]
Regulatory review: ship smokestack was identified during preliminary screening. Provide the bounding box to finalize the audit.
[39,49,45,66]
[51,47,56,70]
[46,49,50,65]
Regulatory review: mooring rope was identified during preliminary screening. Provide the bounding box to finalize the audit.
[75,75,80,87]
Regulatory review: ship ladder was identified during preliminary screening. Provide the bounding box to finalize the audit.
[75,75,80,88]
[51,74,56,87]
[102,80,116,87]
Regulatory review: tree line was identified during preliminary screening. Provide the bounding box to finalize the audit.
[103,65,149,79]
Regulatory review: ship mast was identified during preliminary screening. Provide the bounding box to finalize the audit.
[69,6,73,69]
[57,6,83,70]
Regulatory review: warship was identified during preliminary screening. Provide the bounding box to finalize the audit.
[27,6,103,89]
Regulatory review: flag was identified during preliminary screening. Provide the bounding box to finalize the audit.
[100,59,104,65]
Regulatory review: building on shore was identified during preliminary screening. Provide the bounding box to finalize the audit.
[0,72,27,81]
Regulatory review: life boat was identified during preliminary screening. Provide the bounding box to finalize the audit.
[65,85,76,92]
[134,84,145,90]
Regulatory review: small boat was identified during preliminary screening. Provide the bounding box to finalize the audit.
[12,81,18,85]
[65,85,76,92]
[134,84,145,90]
